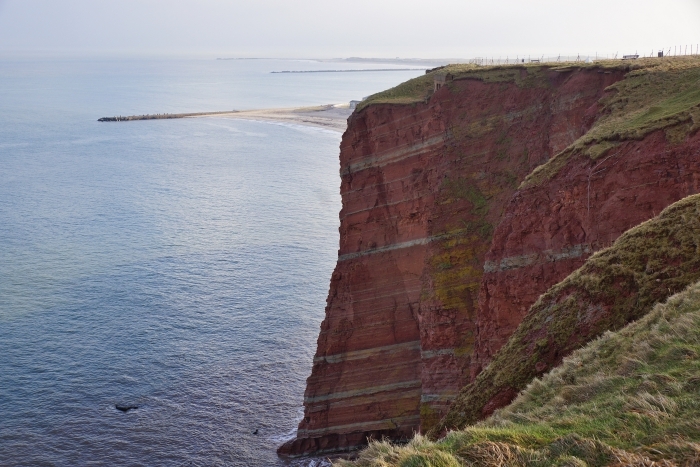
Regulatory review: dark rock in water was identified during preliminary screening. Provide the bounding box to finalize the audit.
[115,404,138,413]
[253,429,259,435]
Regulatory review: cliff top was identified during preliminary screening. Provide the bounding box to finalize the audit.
[356,57,700,190]
[523,56,700,188]
[337,277,700,467]
[357,57,700,112]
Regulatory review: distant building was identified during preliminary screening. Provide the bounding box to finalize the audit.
[434,73,453,92]
[622,54,640,60]
[349,100,362,110]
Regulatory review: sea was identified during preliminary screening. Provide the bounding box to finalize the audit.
[0,57,425,466]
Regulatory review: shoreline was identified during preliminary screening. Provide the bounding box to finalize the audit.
[98,104,354,132]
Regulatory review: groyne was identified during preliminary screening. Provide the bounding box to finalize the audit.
[98,111,237,122]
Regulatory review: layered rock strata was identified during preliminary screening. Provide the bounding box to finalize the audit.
[434,193,700,434]
[474,129,700,375]
[280,66,626,457]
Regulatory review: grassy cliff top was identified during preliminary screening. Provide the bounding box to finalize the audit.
[355,57,700,190]
[356,57,700,112]
[337,279,700,467]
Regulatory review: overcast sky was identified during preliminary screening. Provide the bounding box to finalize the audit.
[1,0,699,59]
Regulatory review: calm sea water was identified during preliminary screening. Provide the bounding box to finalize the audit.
[0,58,424,466]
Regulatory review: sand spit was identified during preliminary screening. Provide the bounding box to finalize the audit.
[216,104,352,131]
[98,104,353,132]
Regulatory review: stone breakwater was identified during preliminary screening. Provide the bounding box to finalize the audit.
[98,111,237,122]
[279,66,632,457]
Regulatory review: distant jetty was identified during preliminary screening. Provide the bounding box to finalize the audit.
[98,111,237,122]
[271,68,424,74]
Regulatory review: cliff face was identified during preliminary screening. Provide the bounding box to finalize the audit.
[475,128,700,373]
[280,59,700,457]
[473,60,700,376]
[435,193,700,434]
[279,66,626,457]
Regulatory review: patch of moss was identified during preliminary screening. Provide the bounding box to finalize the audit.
[585,140,619,160]
[337,275,700,467]
[424,178,496,315]
[420,403,442,433]
[665,121,695,144]
[429,234,486,313]
[442,177,489,217]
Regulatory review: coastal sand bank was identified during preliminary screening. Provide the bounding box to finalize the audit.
[212,104,353,132]
[99,104,354,132]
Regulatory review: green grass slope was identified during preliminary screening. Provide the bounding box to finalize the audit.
[356,61,574,111]
[337,279,700,467]
[432,193,700,436]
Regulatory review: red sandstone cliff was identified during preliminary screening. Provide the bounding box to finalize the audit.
[279,65,628,457]
[474,129,700,377]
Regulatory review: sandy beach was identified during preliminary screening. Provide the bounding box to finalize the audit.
[208,104,353,132]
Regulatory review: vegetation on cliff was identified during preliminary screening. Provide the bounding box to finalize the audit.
[335,193,700,466]
[355,62,558,111]
[289,58,700,459]
[336,279,700,466]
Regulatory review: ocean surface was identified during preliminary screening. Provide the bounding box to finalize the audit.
[0,58,425,466]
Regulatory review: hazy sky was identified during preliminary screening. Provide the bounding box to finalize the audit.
[1,0,699,58]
